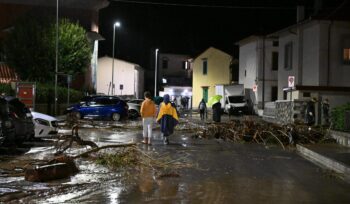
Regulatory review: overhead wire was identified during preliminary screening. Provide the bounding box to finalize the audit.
[111,0,297,10]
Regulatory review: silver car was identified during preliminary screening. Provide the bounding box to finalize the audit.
[127,99,144,119]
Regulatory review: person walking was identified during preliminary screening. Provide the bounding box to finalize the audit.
[157,94,179,145]
[198,99,207,121]
[140,91,156,145]
[212,102,222,122]
[322,98,330,125]
[305,97,317,126]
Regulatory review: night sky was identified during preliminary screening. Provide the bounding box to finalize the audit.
[98,0,346,69]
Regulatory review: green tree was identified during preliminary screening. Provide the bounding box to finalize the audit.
[3,15,91,82]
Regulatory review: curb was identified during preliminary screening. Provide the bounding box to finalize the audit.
[296,144,350,182]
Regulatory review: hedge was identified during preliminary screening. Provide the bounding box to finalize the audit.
[331,103,350,131]
[0,83,84,104]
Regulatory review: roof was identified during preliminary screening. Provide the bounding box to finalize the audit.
[193,47,231,61]
[99,56,142,68]
[0,63,18,84]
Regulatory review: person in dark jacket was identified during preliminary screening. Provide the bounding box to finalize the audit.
[212,102,222,122]
[157,94,179,144]
[305,97,317,126]
[198,99,207,121]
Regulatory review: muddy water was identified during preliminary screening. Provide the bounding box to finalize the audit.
[1,122,350,203]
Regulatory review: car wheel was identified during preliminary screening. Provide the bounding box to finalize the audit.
[128,110,139,119]
[112,113,121,121]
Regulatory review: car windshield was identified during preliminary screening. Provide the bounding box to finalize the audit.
[228,96,245,103]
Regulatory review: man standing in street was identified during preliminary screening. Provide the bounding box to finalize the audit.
[140,91,156,145]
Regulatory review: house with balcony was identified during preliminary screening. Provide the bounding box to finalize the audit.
[237,35,279,115]
[192,47,232,108]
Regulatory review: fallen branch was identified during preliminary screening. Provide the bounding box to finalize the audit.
[73,143,136,159]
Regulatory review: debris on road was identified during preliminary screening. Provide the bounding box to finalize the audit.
[193,119,334,148]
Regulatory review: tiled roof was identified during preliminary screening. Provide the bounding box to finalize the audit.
[0,63,18,83]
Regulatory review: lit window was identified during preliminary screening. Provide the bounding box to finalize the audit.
[343,48,350,64]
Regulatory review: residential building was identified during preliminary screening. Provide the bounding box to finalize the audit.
[237,35,279,114]
[270,19,350,107]
[157,53,192,89]
[192,47,232,108]
[97,56,144,99]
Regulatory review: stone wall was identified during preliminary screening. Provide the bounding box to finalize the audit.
[263,100,306,125]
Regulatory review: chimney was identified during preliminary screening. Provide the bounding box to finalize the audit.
[297,5,305,23]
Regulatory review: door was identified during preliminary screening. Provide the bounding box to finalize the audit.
[271,86,278,101]
[202,87,208,102]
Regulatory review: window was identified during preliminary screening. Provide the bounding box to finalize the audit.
[273,41,279,47]
[343,48,350,64]
[284,42,293,70]
[272,52,278,71]
[202,59,207,75]
[244,70,247,77]
[162,58,168,69]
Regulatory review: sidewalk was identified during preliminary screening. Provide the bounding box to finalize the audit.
[297,142,350,182]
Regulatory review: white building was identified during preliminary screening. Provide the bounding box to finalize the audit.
[157,53,192,87]
[269,19,350,108]
[237,36,279,114]
[97,56,144,98]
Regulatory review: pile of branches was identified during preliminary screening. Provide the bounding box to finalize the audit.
[195,119,333,149]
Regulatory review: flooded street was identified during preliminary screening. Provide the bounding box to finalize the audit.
[1,118,350,203]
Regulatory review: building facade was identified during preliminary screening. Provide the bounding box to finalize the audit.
[237,36,279,114]
[97,56,144,99]
[192,47,232,108]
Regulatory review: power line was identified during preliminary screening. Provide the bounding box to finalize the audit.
[111,0,297,10]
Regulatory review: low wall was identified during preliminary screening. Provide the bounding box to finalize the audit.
[330,130,350,147]
[263,100,306,125]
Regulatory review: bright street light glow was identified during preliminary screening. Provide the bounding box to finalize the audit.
[114,21,121,27]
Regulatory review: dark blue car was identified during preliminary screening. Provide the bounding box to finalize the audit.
[66,96,128,121]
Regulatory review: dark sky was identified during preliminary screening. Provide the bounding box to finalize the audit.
[98,0,346,69]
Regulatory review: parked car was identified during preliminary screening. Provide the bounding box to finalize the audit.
[66,95,128,121]
[31,112,58,138]
[127,99,144,119]
[0,96,34,145]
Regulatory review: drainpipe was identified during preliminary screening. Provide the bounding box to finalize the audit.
[327,21,332,86]
[262,36,266,110]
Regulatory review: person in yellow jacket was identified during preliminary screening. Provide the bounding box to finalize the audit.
[140,91,156,144]
[157,94,179,145]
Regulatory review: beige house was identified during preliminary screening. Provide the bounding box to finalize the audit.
[192,47,232,108]
[97,56,144,98]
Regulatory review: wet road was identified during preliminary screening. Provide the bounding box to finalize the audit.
[1,121,350,203]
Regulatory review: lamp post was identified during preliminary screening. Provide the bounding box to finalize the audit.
[154,48,159,97]
[54,0,59,115]
[111,21,121,95]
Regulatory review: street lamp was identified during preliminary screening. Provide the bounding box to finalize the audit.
[154,48,159,97]
[111,21,121,95]
[54,0,59,115]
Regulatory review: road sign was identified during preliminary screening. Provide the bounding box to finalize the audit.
[288,76,295,88]
[253,84,257,92]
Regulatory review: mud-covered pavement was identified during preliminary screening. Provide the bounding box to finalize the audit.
[1,116,350,203]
